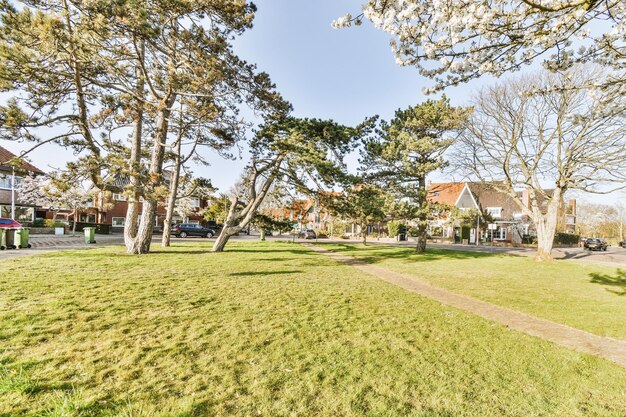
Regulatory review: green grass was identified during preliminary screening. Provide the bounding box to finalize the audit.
[0,241,624,416]
[322,243,626,340]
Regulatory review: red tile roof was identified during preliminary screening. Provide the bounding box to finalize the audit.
[0,145,45,174]
[427,182,466,205]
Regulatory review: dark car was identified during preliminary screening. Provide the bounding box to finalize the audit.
[619,239,626,249]
[172,223,216,238]
[584,238,608,251]
[0,218,22,228]
[298,229,317,239]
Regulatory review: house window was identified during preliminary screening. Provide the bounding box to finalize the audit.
[487,207,502,218]
[493,226,507,240]
[112,217,125,227]
[512,212,523,220]
[0,174,22,189]
[0,205,34,222]
[190,197,201,208]
[80,213,96,223]
[112,193,126,201]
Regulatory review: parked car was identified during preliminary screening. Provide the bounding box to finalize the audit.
[172,223,216,238]
[0,218,22,228]
[205,221,223,231]
[584,238,608,251]
[298,229,317,239]
[619,239,626,249]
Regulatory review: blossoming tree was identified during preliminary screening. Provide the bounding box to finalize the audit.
[336,0,625,94]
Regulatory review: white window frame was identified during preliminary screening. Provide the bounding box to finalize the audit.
[190,197,201,208]
[112,193,127,201]
[487,207,502,219]
[112,217,125,227]
[0,173,22,190]
[494,226,507,240]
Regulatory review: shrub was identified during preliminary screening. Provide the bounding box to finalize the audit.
[315,229,329,238]
[44,219,66,228]
[329,221,348,237]
[408,227,419,237]
[554,232,579,245]
[388,221,407,238]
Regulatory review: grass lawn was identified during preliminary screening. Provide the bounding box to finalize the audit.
[322,243,626,340]
[0,241,625,416]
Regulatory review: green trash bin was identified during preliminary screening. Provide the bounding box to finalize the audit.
[0,228,6,250]
[84,227,96,244]
[5,228,16,249]
[14,228,31,249]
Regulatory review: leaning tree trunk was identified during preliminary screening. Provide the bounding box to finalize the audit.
[212,225,243,252]
[162,138,182,247]
[127,93,176,254]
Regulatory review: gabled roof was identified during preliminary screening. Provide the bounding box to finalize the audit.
[0,145,45,175]
[427,182,466,205]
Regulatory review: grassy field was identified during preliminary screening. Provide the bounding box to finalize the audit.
[322,243,626,340]
[1,241,625,416]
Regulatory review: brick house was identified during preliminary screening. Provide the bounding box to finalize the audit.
[51,175,211,233]
[427,182,576,244]
[0,145,45,222]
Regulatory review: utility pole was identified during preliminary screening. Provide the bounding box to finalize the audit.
[10,167,16,220]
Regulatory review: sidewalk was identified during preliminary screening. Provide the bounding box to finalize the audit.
[0,234,125,260]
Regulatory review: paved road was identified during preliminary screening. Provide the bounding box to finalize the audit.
[0,233,257,260]
[2,233,625,266]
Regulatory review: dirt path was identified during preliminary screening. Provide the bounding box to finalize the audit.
[304,244,626,369]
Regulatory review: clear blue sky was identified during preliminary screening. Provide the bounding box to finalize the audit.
[1,0,622,204]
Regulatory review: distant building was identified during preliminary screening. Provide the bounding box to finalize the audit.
[0,145,45,222]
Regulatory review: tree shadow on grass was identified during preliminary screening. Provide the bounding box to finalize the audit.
[589,269,626,296]
[228,270,304,277]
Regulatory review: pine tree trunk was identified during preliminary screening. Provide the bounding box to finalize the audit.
[415,176,428,253]
[127,93,176,254]
[212,225,242,252]
[415,227,427,254]
[162,139,182,247]
[361,219,367,245]
[124,41,145,252]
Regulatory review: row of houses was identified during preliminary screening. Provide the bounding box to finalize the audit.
[2,145,576,242]
[288,182,576,244]
[0,146,210,231]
